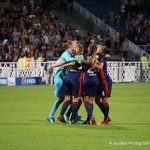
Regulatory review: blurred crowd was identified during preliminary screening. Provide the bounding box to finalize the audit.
[113,11,150,45]
[111,3,150,54]
[0,0,107,62]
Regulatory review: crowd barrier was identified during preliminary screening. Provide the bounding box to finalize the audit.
[0,61,150,86]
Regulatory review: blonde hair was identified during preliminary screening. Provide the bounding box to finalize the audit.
[75,44,84,55]
[88,43,97,69]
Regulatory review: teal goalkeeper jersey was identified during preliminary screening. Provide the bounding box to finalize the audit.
[54,50,75,77]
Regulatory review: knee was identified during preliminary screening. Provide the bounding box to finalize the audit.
[88,97,94,104]
[84,96,89,103]
[73,97,80,103]
[102,98,109,105]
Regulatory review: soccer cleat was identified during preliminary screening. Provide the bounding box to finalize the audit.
[101,120,109,124]
[108,116,111,122]
[83,117,96,125]
[58,116,66,123]
[77,115,86,123]
[47,117,55,124]
[71,120,78,124]
[82,120,90,124]
[90,117,97,125]
[64,114,70,123]
[101,117,110,125]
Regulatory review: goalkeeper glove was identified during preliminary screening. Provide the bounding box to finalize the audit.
[75,55,84,64]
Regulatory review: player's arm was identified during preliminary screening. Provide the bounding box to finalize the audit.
[65,57,75,62]
[48,61,67,71]
[95,62,104,70]
[51,52,75,68]
[63,62,76,67]
[84,60,91,65]
[105,54,111,58]
[51,61,66,68]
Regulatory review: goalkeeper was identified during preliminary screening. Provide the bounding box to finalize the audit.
[47,40,84,124]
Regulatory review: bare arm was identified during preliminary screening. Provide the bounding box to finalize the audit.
[95,62,104,70]
[105,54,111,58]
[63,62,76,67]
[84,60,91,65]
[48,61,66,71]
[51,61,66,68]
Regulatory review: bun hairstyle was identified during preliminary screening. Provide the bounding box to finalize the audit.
[67,40,72,47]
[62,43,68,49]
[62,40,72,49]
[88,43,97,69]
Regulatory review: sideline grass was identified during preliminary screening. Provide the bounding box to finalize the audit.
[0,83,150,150]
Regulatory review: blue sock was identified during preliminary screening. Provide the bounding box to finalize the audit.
[60,100,71,117]
[72,102,78,122]
[84,102,93,120]
[90,103,93,112]
[49,99,61,119]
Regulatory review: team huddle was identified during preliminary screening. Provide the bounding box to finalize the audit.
[47,40,112,125]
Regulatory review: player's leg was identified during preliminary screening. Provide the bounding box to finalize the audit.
[83,75,98,124]
[83,77,93,124]
[100,97,111,124]
[89,97,96,125]
[71,73,81,124]
[47,75,65,123]
[100,77,112,124]
[65,72,85,123]
[58,74,72,123]
[71,97,80,123]
[76,98,85,122]
[83,96,93,124]
[64,103,72,122]
[95,94,105,116]
[59,97,72,118]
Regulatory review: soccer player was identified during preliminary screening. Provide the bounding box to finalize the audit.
[95,45,112,124]
[58,43,85,124]
[47,40,77,123]
[83,43,98,125]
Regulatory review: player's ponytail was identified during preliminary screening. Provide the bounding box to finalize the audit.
[88,43,97,69]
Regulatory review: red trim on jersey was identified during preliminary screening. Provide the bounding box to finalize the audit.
[78,72,85,97]
[99,69,109,97]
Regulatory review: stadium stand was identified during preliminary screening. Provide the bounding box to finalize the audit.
[0,0,150,62]
[77,0,150,54]
[0,0,110,62]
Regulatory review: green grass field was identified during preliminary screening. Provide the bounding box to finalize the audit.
[0,83,150,150]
